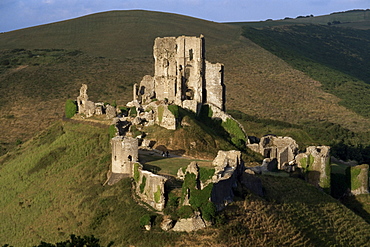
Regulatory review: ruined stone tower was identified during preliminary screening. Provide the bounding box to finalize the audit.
[77,84,95,118]
[111,136,138,174]
[134,35,225,114]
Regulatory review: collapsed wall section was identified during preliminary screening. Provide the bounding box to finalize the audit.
[175,35,204,111]
[77,84,95,118]
[248,135,298,169]
[134,163,167,211]
[211,150,244,210]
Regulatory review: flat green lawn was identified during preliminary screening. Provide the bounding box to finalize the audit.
[139,151,212,176]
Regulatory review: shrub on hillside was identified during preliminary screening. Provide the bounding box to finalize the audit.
[139,214,151,227]
[65,99,77,118]
[33,234,112,247]
[108,125,116,139]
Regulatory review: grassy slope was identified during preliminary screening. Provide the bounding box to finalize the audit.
[1,9,370,246]
[231,9,370,29]
[1,10,370,153]
[0,121,182,246]
[239,24,370,145]
[0,49,148,149]
[0,10,238,59]
[2,120,370,246]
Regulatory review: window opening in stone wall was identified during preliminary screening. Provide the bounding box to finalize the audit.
[185,88,194,100]
[264,149,271,158]
[140,86,146,95]
[128,155,132,161]
[189,49,193,61]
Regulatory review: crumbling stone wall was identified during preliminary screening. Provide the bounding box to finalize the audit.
[77,84,95,118]
[248,135,298,169]
[105,105,116,119]
[134,163,167,211]
[346,164,369,195]
[177,150,244,212]
[296,146,331,193]
[205,61,225,111]
[129,101,177,130]
[76,84,116,119]
[111,136,138,174]
[211,150,244,210]
[156,104,177,130]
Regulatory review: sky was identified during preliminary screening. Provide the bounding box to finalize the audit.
[0,0,369,32]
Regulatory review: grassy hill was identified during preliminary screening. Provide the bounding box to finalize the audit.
[2,120,370,246]
[231,9,370,29]
[2,10,370,244]
[0,120,180,246]
[2,10,370,156]
[0,10,239,59]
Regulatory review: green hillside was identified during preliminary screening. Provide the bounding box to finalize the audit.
[2,10,370,244]
[0,10,239,59]
[2,10,370,157]
[242,24,370,117]
[0,121,170,246]
[2,120,370,246]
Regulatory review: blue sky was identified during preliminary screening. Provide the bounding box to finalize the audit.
[1,0,369,32]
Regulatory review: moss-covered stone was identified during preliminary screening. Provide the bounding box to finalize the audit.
[346,164,369,194]
[154,185,161,203]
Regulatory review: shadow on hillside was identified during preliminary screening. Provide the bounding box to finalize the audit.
[342,196,370,224]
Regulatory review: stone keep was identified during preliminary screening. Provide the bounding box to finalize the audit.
[111,136,138,174]
[135,35,225,113]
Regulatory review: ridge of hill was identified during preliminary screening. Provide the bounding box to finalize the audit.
[230,9,370,29]
[0,10,240,59]
[2,10,370,156]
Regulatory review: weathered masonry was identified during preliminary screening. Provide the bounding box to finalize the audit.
[111,136,138,174]
[134,35,225,114]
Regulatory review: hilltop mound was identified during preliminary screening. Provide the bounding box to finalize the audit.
[0,10,240,59]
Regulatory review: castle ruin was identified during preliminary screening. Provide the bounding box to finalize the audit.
[76,84,117,119]
[134,35,225,114]
[71,34,370,232]
[248,135,299,169]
